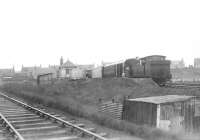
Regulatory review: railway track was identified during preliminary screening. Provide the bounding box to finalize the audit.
[0,92,108,140]
[164,82,200,89]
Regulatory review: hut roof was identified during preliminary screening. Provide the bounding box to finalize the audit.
[128,95,194,104]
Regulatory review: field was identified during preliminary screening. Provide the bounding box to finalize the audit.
[1,77,200,140]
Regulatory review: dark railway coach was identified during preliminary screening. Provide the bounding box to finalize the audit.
[102,55,171,84]
[102,59,145,78]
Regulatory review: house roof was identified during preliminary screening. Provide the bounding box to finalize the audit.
[38,72,53,77]
[62,60,76,68]
[128,95,194,104]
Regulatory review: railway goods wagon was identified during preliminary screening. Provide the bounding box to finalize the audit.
[102,59,145,78]
[69,68,86,80]
[147,60,171,84]
[102,60,124,77]
[92,67,102,78]
[141,55,171,84]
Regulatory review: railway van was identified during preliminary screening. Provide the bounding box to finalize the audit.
[141,55,171,84]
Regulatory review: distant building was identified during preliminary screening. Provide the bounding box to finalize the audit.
[21,66,40,78]
[21,66,59,79]
[171,59,185,69]
[77,64,94,70]
[194,58,200,68]
[59,58,76,78]
[37,73,54,85]
[58,57,94,78]
[0,68,15,77]
[60,56,64,65]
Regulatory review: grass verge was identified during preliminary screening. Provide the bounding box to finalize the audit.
[0,82,181,140]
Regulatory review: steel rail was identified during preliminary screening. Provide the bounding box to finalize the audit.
[0,113,25,140]
[165,83,200,88]
[0,92,108,140]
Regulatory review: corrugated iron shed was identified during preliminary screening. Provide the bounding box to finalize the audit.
[128,95,194,104]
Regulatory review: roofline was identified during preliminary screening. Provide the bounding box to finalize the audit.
[37,73,53,76]
[127,95,195,104]
[140,55,166,60]
[103,60,126,67]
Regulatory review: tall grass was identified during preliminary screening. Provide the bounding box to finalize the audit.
[0,82,181,140]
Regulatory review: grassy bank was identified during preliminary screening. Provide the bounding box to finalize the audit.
[0,81,188,140]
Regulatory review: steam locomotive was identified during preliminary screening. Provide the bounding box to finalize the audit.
[101,55,171,85]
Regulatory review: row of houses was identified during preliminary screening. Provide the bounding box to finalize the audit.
[0,68,15,77]
[194,58,200,68]
[171,58,200,69]
[0,57,97,84]
[171,59,185,69]
[21,65,59,79]
[20,57,95,84]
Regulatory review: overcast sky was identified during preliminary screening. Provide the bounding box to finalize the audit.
[1,0,200,70]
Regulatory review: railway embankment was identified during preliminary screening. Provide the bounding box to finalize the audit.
[1,78,200,140]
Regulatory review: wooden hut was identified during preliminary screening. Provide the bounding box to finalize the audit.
[37,73,53,85]
[122,95,200,132]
